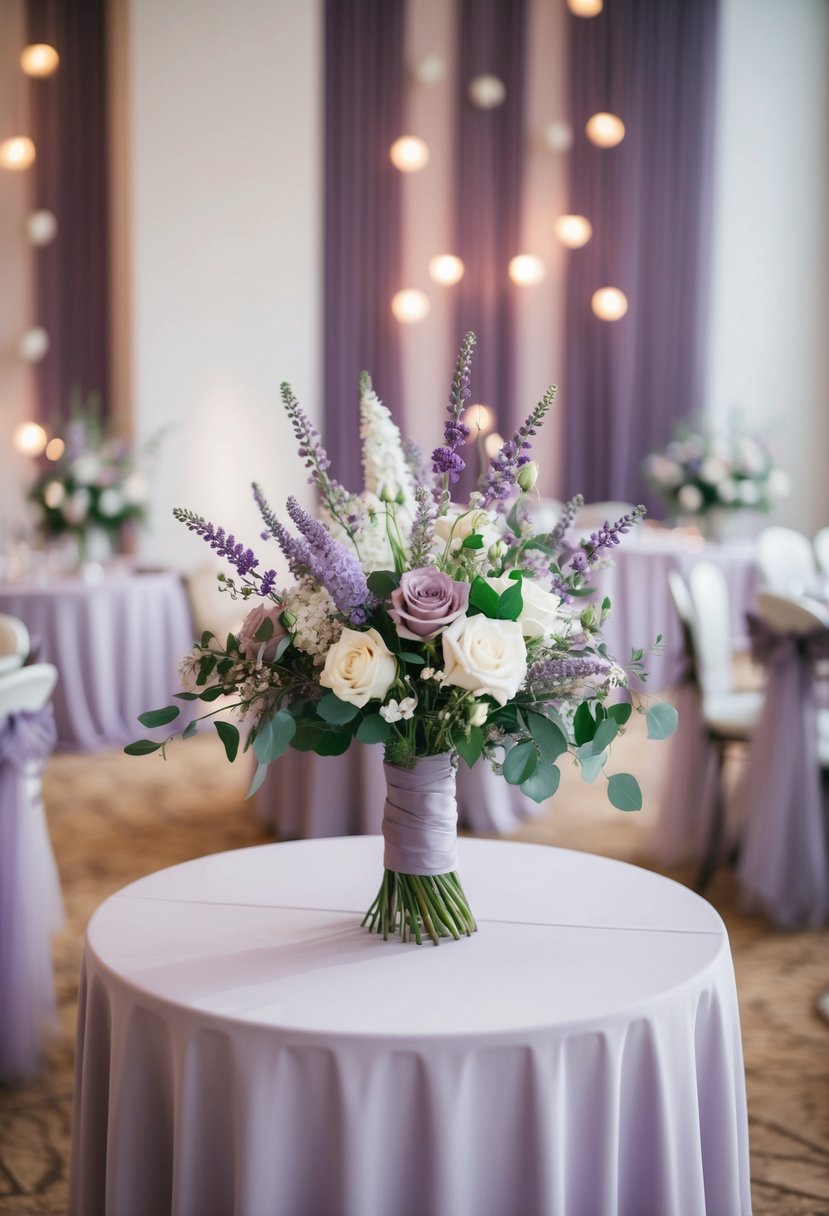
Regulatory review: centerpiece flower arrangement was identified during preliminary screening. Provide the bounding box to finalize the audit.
[643,418,790,522]
[129,334,676,945]
[29,395,151,561]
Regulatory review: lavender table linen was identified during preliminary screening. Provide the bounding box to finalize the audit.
[0,705,62,1082]
[736,618,829,928]
[69,838,751,1216]
[0,570,194,752]
[592,529,759,692]
[256,744,536,838]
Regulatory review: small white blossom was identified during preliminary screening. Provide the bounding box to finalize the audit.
[360,378,415,508]
[468,701,489,727]
[608,664,628,688]
[282,581,343,664]
[380,696,417,723]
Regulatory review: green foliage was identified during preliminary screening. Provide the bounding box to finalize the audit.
[503,740,538,785]
[253,710,296,764]
[137,706,180,729]
[520,763,560,803]
[607,772,643,811]
[214,720,240,762]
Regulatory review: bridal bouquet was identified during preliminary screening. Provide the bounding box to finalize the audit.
[129,334,675,944]
[643,419,790,519]
[29,395,150,557]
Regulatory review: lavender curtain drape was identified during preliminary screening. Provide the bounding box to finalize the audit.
[453,0,527,498]
[323,0,405,487]
[563,0,719,514]
[25,0,111,426]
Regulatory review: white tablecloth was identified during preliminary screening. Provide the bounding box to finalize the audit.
[593,527,759,691]
[70,838,751,1216]
[0,568,193,752]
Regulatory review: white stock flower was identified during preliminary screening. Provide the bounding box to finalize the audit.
[677,484,703,513]
[485,576,563,639]
[320,627,397,708]
[441,615,527,706]
[360,379,415,507]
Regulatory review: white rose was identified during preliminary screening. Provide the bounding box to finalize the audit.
[434,505,501,553]
[441,615,527,706]
[485,576,563,639]
[319,626,397,707]
[677,484,703,513]
[700,456,727,485]
[72,455,101,486]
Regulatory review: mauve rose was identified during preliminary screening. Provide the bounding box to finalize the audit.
[237,603,286,662]
[389,568,470,641]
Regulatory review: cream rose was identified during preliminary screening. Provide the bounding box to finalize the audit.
[319,627,397,707]
[441,615,527,706]
[434,505,501,552]
[485,576,563,639]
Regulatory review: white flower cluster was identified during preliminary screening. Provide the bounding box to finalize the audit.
[359,379,415,508]
[643,424,790,516]
[380,696,417,723]
[282,581,343,664]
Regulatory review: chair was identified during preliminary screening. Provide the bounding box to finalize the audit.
[813,526,829,578]
[756,526,817,594]
[735,593,829,927]
[0,662,63,1083]
[656,564,763,890]
[0,613,30,677]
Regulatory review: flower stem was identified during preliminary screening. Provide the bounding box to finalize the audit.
[364,869,476,946]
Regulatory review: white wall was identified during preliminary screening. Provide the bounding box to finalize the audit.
[115,0,322,571]
[706,0,829,532]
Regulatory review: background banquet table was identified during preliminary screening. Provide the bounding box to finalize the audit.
[70,837,751,1216]
[592,526,759,690]
[0,567,193,752]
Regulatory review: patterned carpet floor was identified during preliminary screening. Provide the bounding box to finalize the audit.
[1,723,828,1214]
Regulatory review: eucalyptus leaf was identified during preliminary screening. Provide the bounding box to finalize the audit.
[124,739,163,756]
[399,650,426,665]
[576,718,619,759]
[573,701,597,746]
[520,763,561,804]
[455,725,485,768]
[314,730,352,756]
[646,702,679,740]
[607,702,633,726]
[356,714,390,744]
[608,772,643,811]
[199,686,226,702]
[173,691,199,701]
[246,761,269,800]
[215,720,240,762]
[253,615,274,642]
[503,740,538,785]
[182,720,199,740]
[525,711,567,763]
[317,693,360,725]
[253,709,296,764]
[579,750,606,784]
[137,705,180,729]
[273,634,292,661]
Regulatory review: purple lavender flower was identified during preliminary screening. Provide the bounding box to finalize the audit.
[432,331,476,487]
[408,484,437,569]
[527,655,611,685]
[173,508,260,577]
[280,383,356,521]
[479,386,556,508]
[285,497,373,624]
[258,569,278,597]
[569,506,646,576]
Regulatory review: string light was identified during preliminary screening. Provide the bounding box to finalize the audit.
[45,437,65,461]
[468,74,506,109]
[20,44,60,77]
[390,136,430,173]
[391,289,431,324]
[412,54,445,85]
[0,137,36,171]
[591,287,628,321]
[462,404,495,438]
[554,215,593,249]
[484,432,505,459]
[567,0,603,15]
[428,255,465,286]
[508,255,546,286]
[586,113,625,148]
[13,422,48,456]
[24,209,58,246]
[543,120,573,153]
[18,327,50,362]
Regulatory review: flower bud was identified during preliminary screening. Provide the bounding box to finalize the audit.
[469,701,489,728]
[517,461,539,493]
[580,605,596,630]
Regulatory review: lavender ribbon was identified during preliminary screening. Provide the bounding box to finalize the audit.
[382,755,459,875]
[747,613,829,669]
[0,706,57,772]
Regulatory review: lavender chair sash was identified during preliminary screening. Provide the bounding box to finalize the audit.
[382,756,459,875]
[0,703,61,1082]
[736,616,829,928]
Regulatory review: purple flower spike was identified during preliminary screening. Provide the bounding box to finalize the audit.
[173,508,261,578]
[527,655,611,685]
[480,385,556,508]
[285,496,373,624]
[432,331,476,486]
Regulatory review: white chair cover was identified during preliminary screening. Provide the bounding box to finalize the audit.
[756,526,817,594]
[0,613,30,677]
[814,526,829,577]
[0,663,63,1082]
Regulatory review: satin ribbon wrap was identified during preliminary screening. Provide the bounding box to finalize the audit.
[736,614,829,928]
[0,704,57,770]
[382,755,459,875]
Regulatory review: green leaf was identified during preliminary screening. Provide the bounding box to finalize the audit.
[608,702,633,726]
[253,709,296,764]
[455,725,485,768]
[576,718,619,759]
[525,711,567,763]
[137,705,180,728]
[367,569,401,597]
[215,720,240,762]
[200,630,215,648]
[496,578,524,621]
[520,763,561,803]
[399,650,426,666]
[173,691,199,701]
[608,772,643,811]
[246,761,269,799]
[461,532,484,549]
[314,730,352,757]
[199,685,226,702]
[226,632,239,653]
[197,654,217,685]
[503,740,538,785]
[124,739,163,756]
[182,720,199,740]
[253,615,274,642]
[573,701,597,745]
[273,634,292,661]
[469,576,500,617]
[289,725,324,752]
[579,751,606,783]
[356,714,390,744]
[543,704,571,743]
[317,692,360,725]
[646,702,679,741]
